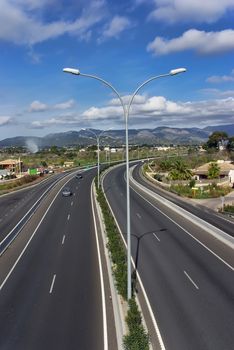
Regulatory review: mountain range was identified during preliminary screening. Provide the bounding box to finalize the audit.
[0,124,234,150]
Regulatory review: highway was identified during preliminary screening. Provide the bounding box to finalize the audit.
[103,163,234,350]
[0,169,111,350]
[0,171,74,250]
[133,163,234,237]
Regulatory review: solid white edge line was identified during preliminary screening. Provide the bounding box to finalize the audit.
[128,166,234,271]
[91,183,108,350]
[184,271,199,290]
[0,174,75,291]
[135,167,234,248]
[102,171,167,350]
[49,274,56,294]
[0,181,56,248]
[130,182,234,272]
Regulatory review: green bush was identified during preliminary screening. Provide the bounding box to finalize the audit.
[223,204,234,213]
[170,183,231,198]
[95,178,127,299]
[154,173,163,181]
[0,175,39,191]
[95,170,149,349]
[189,178,196,188]
[123,298,149,350]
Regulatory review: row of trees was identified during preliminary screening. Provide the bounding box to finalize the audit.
[204,131,234,151]
[155,157,221,180]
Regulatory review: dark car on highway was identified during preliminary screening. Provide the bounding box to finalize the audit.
[62,187,72,196]
[75,173,83,179]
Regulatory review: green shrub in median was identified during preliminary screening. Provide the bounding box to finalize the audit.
[223,203,234,213]
[95,173,149,349]
[123,298,149,350]
[95,178,127,299]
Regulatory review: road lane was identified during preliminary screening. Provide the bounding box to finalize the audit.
[103,164,234,350]
[0,172,71,245]
[134,163,234,237]
[0,169,105,350]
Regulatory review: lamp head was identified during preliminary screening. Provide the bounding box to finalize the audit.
[170,68,186,75]
[63,68,80,75]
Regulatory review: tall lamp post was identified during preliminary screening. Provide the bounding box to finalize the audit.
[63,66,186,300]
[81,128,111,189]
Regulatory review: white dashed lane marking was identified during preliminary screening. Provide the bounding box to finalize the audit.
[184,270,199,290]
[49,274,56,294]
[62,235,66,245]
[153,233,160,242]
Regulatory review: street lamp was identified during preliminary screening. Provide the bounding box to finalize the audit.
[63,66,186,300]
[81,128,111,189]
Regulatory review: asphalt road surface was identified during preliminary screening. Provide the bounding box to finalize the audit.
[103,163,234,350]
[0,169,105,350]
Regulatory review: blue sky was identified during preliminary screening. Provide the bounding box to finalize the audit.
[0,0,234,140]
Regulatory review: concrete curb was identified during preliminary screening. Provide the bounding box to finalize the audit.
[131,166,234,250]
[92,181,126,350]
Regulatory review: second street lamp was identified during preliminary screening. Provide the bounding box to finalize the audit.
[63,66,186,300]
[81,128,110,189]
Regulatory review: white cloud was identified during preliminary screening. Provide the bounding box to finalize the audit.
[0,116,12,126]
[147,29,234,56]
[201,88,234,98]
[206,70,234,83]
[82,95,192,120]
[80,94,234,127]
[29,99,76,112]
[54,99,75,110]
[82,106,123,119]
[28,94,234,129]
[11,0,56,10]
[31,121,45,129]
[149,0,234,24]
[109,95,147,106]
[0,0,106,45]
[27,46,42,63]
[99,15,132,42]
[29,100,48,112]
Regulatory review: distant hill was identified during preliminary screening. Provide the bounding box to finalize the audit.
[203,124,234,136]
[0,124,233,149]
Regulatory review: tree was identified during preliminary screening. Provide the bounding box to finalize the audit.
[50,145,60,155]
[159,159,173,171]
[227,137,234,152]
[205,131,228,150]
[208,162,220,179]
[168,159,193,180]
